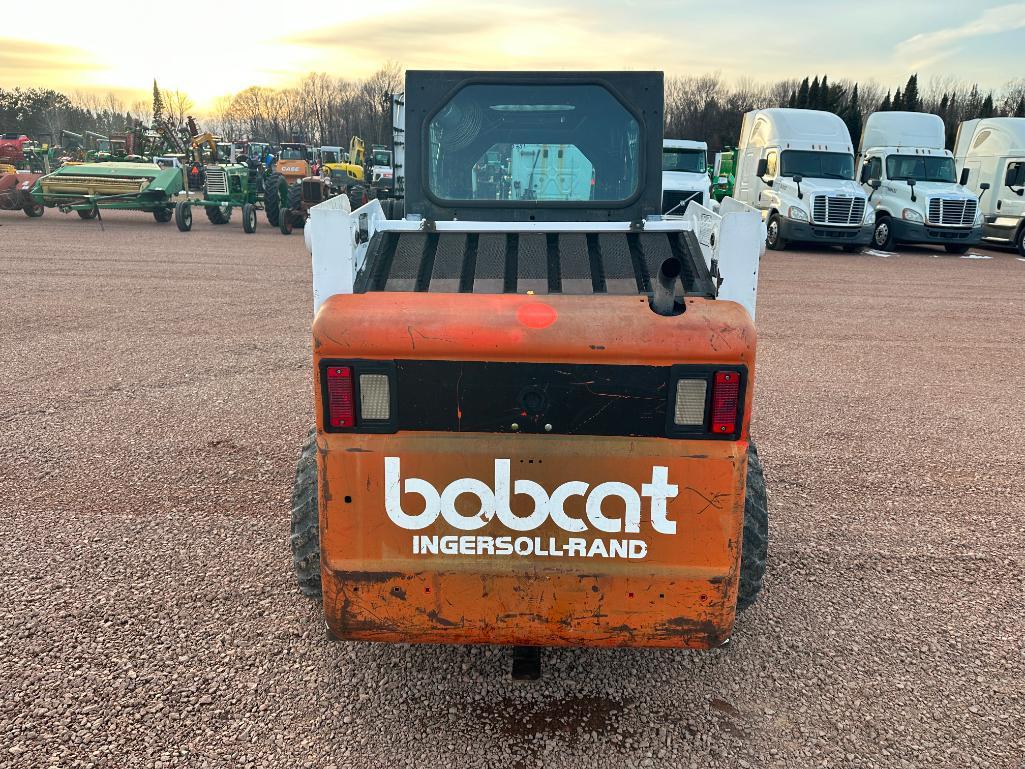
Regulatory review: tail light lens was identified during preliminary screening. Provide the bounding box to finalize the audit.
[673,379,707,426]
[710,371,740,434]
[359,374,391,420]
[325,366,355,428]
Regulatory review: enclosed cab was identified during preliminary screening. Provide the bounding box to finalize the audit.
[295,71,767,671]
[858,112,981,253]
[734,108,873,251]
[662,139,710,214]
[369,144,395,196]
[954,118,1025,255]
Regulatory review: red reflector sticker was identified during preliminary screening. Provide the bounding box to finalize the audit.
[326,366,355,428]
[711,371,740,434]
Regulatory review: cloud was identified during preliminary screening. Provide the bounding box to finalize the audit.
[0,38,98,81]
[900,3,1025,51]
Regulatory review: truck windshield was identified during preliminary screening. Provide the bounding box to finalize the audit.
[279,148,305,160]
[321,150,341,164]
[663,148,706,174]
[428,83,640,203]
[780,150,854,180]
[372,149,391,167]
[886,155,956,183]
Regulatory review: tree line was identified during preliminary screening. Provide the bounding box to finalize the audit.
[3,68,1024,155]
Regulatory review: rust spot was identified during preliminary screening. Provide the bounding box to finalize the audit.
[335,570,405,585]
[588,344,606,350]
[391,587,407,600]
[345,447,373,453]
[426,609,460,628]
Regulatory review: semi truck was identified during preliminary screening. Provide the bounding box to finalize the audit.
[294,71,768,678]
[662,139,711,214]
[734,108,873,251]
[857,111,981,253]
[954,117,1025,255]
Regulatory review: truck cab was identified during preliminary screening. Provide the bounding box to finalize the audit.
[734,108,873,251]
[954,118,1025,255]
[661,139,710,214]
[857,111,981,253]
[297,72,767,669]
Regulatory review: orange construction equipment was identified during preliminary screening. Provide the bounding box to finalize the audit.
[293,71,767,677]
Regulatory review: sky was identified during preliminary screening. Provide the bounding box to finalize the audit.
[2,0,1023,110]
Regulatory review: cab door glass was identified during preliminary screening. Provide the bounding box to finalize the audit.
[765,150,778,178]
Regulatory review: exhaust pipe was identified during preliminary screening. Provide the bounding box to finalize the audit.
[649,256,684,316]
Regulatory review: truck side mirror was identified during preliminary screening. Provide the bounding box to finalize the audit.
[1005,164,1025,191]
[959,167,970,186]
[859,166,870,184]
[756,158,768,179]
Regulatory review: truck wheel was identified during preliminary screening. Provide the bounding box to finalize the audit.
[1015,225,1025,257]
[23,203,44,217]
[287,183,305,228]
[206,204,232,225]
[290,428,322,598]
[77,208,97,220]
[175,202,192,232]
[872,216,893,250]
[242,203,257,233]
[263,173,281,226]
[944,244,970,255]
[737,443,768,612]
[153,207,173,223]
[766,213,786,250]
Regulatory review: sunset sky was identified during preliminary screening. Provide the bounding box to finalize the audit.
[2,0,1023,109]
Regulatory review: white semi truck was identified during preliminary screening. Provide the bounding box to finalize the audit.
[662,139,710,215]
[857,111,982,253]
[954,117,1025,255]
[734,108,873,251]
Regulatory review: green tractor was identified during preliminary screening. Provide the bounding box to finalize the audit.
[711,147,737,203]
[174,160,269,233]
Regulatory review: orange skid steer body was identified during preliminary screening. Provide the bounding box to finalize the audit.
[313,282,755,649]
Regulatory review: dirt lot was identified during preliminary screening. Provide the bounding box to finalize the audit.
[1,208,1023,769]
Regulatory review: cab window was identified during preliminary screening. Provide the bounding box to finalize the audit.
[765,150,778,177]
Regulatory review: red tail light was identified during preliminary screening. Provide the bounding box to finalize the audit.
[710,371,740,434]
[325,366,355,428]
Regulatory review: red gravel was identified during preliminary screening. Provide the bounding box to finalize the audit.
[1,208,1022,769]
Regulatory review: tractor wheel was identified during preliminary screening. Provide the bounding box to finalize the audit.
[263,174,281,226]
[290,428,321,598]
[175,202,193,232]
[279,209,293,235]
[766,213,786,251]
[287,183,305,228]
[23,202,44,217]
[242,203,257,233]
[347,185,367,212]
[872,215,894,251]
[77,208,97,220]
[944,244,970,255]
[737,443,768,612]
[153,207,173,223]
[206,204,232,225]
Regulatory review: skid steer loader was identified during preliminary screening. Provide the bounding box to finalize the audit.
[294,71,767,678]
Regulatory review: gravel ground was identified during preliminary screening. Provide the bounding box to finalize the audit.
[1,209,1023,769]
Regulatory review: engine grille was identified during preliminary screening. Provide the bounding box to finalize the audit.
[661,190,703,215]
[927,198,977,227]
[811,195,866,226]
[303,179,324,204]
[204,167,228,196]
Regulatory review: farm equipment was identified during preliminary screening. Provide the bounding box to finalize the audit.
[31,161,183,222]
[174,161,264,233]
[278,164,366,234]
[0,168,44,217]
[368,143,395,196]
[712,148,737,202]
[295,71,767,678]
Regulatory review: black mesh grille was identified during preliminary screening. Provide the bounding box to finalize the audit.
[354,230,715,297]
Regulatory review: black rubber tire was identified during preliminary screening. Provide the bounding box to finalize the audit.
[175,202,192,232]
[944,244,970,254]
[737,443,768,612]
[279,209,293,235]
[1014,226,1025,257]
[23,203,44,217]
[290,428,322,598]
[242,202,257,233]
[287,183,305,228]
[872,215,894,250]
[263,174,281,226]
[206,204,232,225]
[766,213,787,251]
[77,208,97,220]
[347,185,366,212]
[842,244,864,253]
[153,207,172,223]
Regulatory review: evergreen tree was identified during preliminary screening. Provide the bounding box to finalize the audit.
[904,74,920,111]
[788,90,797,108]
[809,76,821,109]
[845,84,862,143]
[1015,97,1025,118]
[152,79,164,123]
[892,87,904,111]
[880,90,892,111]
[980,93,995,118]
[796,77,810,108]
[821,75,833,111]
